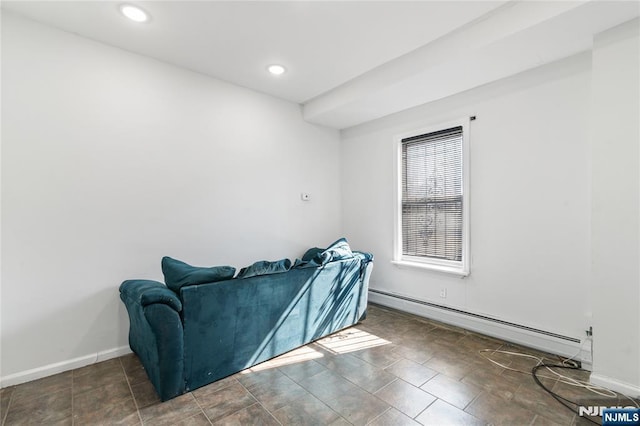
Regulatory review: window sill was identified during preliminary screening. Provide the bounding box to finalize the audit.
[391,260,469,277]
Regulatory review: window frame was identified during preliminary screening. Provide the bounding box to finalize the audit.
[392,118,470,277]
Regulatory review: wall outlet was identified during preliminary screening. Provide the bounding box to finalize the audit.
[301,193,310,201]
[439,288,447,298]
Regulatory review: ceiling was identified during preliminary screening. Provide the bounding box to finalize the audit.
[2,1,639,129]
[2,1,506,104]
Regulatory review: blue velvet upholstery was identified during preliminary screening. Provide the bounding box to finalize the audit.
[120,279,182,311]
[322,237,355,261]
[301,247,323,261]
[119,280,184,400]
[293,239,353,269]
[161,256,235,292]
[236,258,292,279]
[120,249,373,401]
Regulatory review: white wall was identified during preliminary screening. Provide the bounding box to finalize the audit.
[1,13,341,380]
[589,19,640,396]
[341,53,593,342]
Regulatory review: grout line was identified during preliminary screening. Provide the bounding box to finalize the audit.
[370,377,398,395]
[420,372,440,388]
[191,389,214,425]
[277,360,325,383]
[364,406,391,425]
[255,401,283,426]
[1,390,14,426]
[235,378,283,426]
[412,396,437,420]
[417,375,435,388]
[382,357,403,371]
[119,356,144,426]
[278,361,355,425]
[463,390,484,413]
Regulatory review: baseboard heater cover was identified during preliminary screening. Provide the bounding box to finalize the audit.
[369,288,580,343]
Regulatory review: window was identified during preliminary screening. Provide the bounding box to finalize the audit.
[393,119,470,276]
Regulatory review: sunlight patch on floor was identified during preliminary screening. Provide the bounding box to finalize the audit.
[315,327,391,354]
[242,345,324,373]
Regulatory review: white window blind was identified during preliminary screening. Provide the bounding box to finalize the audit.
[401,126,463,262]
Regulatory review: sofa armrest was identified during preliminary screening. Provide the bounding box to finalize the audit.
[353,252,373,321]
[353,251,374,263]
[353,251,374,280]
[119,279,182,312]
[119,279,185,400]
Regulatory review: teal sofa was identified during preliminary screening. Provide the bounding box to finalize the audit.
[119,242,373,401]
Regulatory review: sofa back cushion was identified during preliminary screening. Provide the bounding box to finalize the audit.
[294,237,355,269]
[161,257,235,293]
[322,237,354,262]
[236,258,292,279]
[180,256,368,391]
[301,247,323,261]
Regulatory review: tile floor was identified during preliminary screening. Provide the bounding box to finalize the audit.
[1,304,635,425]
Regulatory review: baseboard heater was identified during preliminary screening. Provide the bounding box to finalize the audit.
[369,288,580,343]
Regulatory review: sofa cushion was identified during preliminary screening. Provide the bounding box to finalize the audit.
[322,237,354,262]
[293,238,355,269]
[236,258,292,279]
[120,279,183,312]
[161,257,236,292]
[301,247,323,261]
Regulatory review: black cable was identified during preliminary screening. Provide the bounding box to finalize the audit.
[531,363,601,425]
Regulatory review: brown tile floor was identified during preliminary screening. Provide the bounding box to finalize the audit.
[1,304,636,425]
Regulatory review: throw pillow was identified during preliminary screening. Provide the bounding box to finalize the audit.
[322,237,354,262]
[293,238,355,269]
[161,256,236,292]
[301,247,324,261]
[236,258,292,279]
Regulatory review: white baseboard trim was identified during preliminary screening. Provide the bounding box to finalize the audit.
[369,289,592,368]
[590,373,640,399]
[0,346,132,388]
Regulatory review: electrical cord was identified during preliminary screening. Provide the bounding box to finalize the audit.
[477,349,609,392]
[559,336,592,368]
[478,348,622,396]
[532,363,601,426]
[478,347,639,425]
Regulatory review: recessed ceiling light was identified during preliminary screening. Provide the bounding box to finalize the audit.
[267,65,286,76]
[120,4,149,23]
